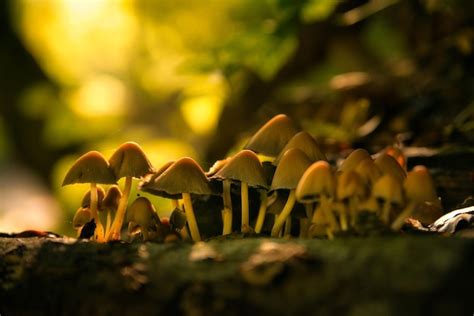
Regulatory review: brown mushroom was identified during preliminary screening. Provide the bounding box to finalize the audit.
[107,142,154,241]
[372,174,404,225]
[63,151,116,242]
[273,131,327,165]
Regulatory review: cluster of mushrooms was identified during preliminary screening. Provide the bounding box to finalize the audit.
[63,114,442,242]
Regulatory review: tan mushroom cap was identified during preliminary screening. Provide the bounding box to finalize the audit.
[336,170,365,200]
[109,142,154,180]
[206,157,231,177]
[102,185,122,212]
[271,148,312,191]
[354,158,382,186]
[73,207,92,229]
[273,131,327,166]
[374,154,406,183]
[127,197,158,225]
[140,160,175,187]
[372,174,404,206]
[339,148,371,172]
[245,114,299,157]
[140,157,213,198]
[296,161,335,203]
[62,151,116,186]
[212,150,268,189]
[404,165,439,205]
[81,186,106,209]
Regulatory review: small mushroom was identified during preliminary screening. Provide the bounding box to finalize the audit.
[72,207,92,236]
[127,197,161,241]
[245,114,299,158]
[273,131,327,166]
[384,146,406,171]
[339,148,371,172]
[391,166,440,231]
[270,148,312,237]
[62,151,116,242]
[374,154,406,183]
[296,161,339,237]
[336,170,365,229]
[372,174,404,225]
[102,185,122,236]
[139,157,212,242]
[107,142,154,241]
[212,150,268,233]
[354,158,382,195]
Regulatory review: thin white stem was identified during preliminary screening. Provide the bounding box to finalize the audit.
[222,180,233,235]
[271,190,296,237]
[254,191,268,234]
[241,182,249,232]
[107,176,132,241]
[182,192,201,241]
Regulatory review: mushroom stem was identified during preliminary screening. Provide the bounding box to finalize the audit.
[107,176,132,241]
[299,218,309,238]
[381,201,392,224]
[338,202,349,231]
[182,192,201,241]
[348,197,359,227]
[391,202,416,231]
[90,183,105,242]
[172,199,180,209]
[284,216,292,236]
[254,191,268,234]
[105,211,112,236]
[241,182,249,232]
[222,179,233,235]
[271,190,296,237]
[320,196,339,231]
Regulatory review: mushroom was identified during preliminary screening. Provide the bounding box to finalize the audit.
[384,146,406,171]
[374,154,406,183]
[270,148,312,237]
[139,157,212,242]
[72,207,92,236]
[391,166,440,231]
[245,114,299,158]
[127,197,162,241]
[273,131,327,165]
[372,174,404,225]
[336,170,366,229]
[62,151,116,242]
[102,185,122,236]
[296,160,339,237]
[107,142,154,241]
[212,150,268,233]
[354,158,382,194]
[339,148,371,172]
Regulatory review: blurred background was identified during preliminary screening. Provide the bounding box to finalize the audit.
[0,0,472,235]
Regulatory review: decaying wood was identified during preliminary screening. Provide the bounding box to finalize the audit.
[1,236,473,316]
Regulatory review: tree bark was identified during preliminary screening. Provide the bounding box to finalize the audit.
[1,236,473,316]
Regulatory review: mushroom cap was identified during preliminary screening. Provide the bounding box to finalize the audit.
[339,148,371,172]
[108,142,154,180]
[296,161,335,203]
[374,154,406,183]
[140,160,175,188]
[372,174,404,206]
[271,148,312,191]
[102,185,122,212]
[273,131,327,165]
[354,158,382,187]
[336,170,365,200]
[404,165,439,204]
[81,185,106,209]
[169,208,187,231]
[212,150,268,189]
[384,146,406,170]
[244,114,299,157]
[206,157,231,177]
[140,157,213,198]
[72,207,92,229]
[62,151,116,186]
[127,197,159,226]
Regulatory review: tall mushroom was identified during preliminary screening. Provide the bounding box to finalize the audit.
[372,174,404,225]
[374,154,406,184]
[273,131,327,165]
[107,142,154,241]
[296,161,339,237]
[212,150,268,233]
[62,151,116,242]
[339,148,371,172]
[245,114,299,158]
[270,148,312,237]
[336,170,365,230]
[391,165,440,231]
[139,157,212,242]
